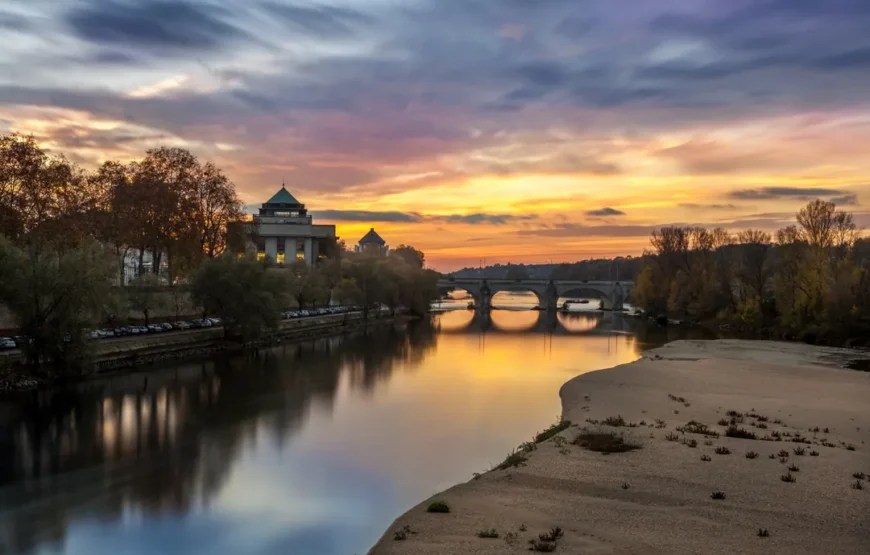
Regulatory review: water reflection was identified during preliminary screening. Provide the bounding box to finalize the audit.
[0,316,714,555]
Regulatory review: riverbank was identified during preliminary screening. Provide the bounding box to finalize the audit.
[0,312,405,392]
[369,340,870,555]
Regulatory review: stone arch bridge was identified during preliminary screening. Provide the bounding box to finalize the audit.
[437,278,634,311]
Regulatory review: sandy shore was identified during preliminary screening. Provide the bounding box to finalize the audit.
[368,340,870,555]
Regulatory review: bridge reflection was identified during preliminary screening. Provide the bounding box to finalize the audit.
[434,309,637,335]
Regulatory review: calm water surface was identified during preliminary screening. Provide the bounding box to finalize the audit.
[0,297,708,555]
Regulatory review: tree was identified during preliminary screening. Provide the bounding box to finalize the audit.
[0,237,117,374]
[391,244,425,268]
[332,278,362,306]
[0,133,95,246]
[127,273,164,325]
[190,255,288,341]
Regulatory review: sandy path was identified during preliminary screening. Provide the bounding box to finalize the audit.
[368,340,870,555]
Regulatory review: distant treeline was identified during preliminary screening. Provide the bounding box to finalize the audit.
[634,200,870,346]
[450,258,645,281]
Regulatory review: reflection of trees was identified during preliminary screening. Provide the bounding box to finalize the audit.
[0,320,436,555]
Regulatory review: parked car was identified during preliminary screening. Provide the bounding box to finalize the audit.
[199,319,213,328]
[174,321,190,330]
[160,323,173,331]
[0,337,17,350]
[207,318,221,326]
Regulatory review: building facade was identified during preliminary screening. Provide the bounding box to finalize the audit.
[250,185,336,265]
[355,228,388,254]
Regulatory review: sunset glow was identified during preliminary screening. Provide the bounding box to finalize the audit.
[3,0,870,269]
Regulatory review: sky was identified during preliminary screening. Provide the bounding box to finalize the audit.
[2,0,870,270]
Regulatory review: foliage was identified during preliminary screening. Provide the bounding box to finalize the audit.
[190,255,288,341]
[126,273,164,324]
[391,244,425,268]
[0,237,117,374]
[635,200,870,345]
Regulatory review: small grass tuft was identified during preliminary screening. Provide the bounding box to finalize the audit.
[810,450,819,456]
[717,418,729,426]
[701,454,712,461]
[531,540,556,552]
[503,532,518,545]
[793,446,806,456]
[745,451,759,459]
[573,430,642,454]
[621,482,630,490]
[726,410,742,417]
[777,449,790,458]
[787,463,800,472]
[495,449,528,471]
[846,444,856,451]
[684,439,698,448]
[757,528,770,538]
[704,440,714,446]
[852,472,866,480]
[781,473,797,483]
[427,501,450,513]
[773,418,782,424]
[768,453,776,459]
[654,419,667,428]
[852,480,865,490]
[725,426,757,440]
[710,491,726,500]
[539,527,564,542]
[757,416,769,422]
[393,530,407,541]
[665,432,681,442]
[519,523,527,532]
[823,427,830,433]
[714,446,731,455]
[602,415,628,427]
[535,420,572,443]
[780,457,788,464]
[476,529,499,539]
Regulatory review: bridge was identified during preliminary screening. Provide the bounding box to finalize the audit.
[437,278,635,311]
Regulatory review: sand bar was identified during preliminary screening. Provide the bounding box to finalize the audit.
[369,340,870,555]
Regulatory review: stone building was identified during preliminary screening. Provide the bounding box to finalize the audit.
[355,228,388,254]
[250,185,336,265]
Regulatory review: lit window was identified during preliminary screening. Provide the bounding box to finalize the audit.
[296,251,305,260]
[276,253,285,265]
[257,252,265,261]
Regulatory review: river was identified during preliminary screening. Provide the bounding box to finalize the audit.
[0,295,712,555]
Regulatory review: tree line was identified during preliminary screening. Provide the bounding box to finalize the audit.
[634,200,870,345]
[0,134,438,376]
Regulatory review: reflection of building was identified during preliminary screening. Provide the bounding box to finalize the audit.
[250,185,336,265]
[355,228,388,254]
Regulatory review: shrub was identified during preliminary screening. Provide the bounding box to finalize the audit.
[602,415,627,427]
[665,432,681,441]
[745,451,759,459]
[531,540,556,552]
[758,528,770,538]
[495,449,528,471]
[810,450,819,456]
[787,463,800,472]
[853,472,866,480]
[393,530,407,541]
[725,426,757,440]
[427,501,450,513]
[781,473,796,483]
[710,491,726,500]
[852,480,865,490]
[701,454,712,461]
[793,447,806,456]
[573,430,641,453]
[476,529,499,538]
[535,420,572,443]
[715,446,731,455]
[539,527,564,542]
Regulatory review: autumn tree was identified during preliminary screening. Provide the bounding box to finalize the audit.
[190,255,288,341]
[0,133,95,246]
[0,237,117,374]
[127,273,164,325]
[391,244,425,268]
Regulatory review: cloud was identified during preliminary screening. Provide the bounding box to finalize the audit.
[64,0,253,55]
[260,2,375,38]
[585,207,625,217]
[311,210,536,225]
[311,210,421,223]
[831,194,859,206]
[678,203,738,210]
[728,187,852,200]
